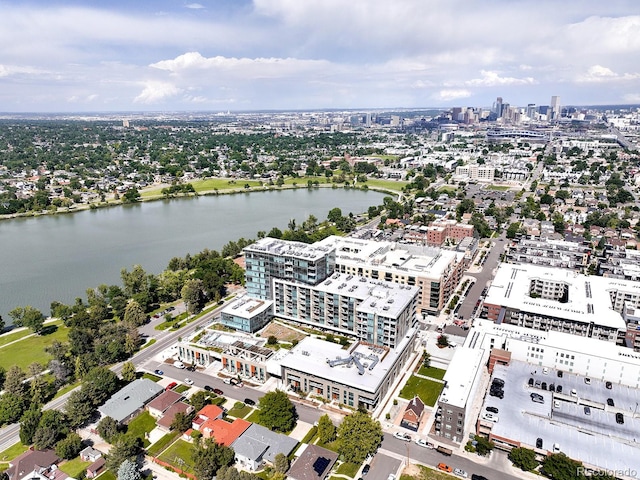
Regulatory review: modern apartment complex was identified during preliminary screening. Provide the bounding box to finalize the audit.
[317,236,466,315]
[505,238,591,272]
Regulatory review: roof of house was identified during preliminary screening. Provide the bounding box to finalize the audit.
[231,423,298,464]
[197,404,224,421]
[404,396,425,418]
[147,390,183,413]
[87,457,106,474]
[157,401,192,429]
[79,446,102,460]
[6,449,61,480]
[98,378,164,423]
[203,418,251,446]
[287,444,338,480]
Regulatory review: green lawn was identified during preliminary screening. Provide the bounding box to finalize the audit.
[246,410,262,424]
[142,373,162,382]
[191,178,264,193]
[54,380,81,399]
[174,384,191,394]
[157,439,195,474]
[0,329,33,348]
[126,411,156,447]
[417,366,446,380]
[485,185,511,191]
[95,470,116,480]
[59,458,91,478]
[147,431,180,457]
[398,376,445,406]
[0,442,28,462]
[335,462,359,478]
[0,324,69,370]
[364,178,408,191]
[227,403,253,419]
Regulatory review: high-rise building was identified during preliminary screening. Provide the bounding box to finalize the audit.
[494,97,503,117]
[550,95,561,120]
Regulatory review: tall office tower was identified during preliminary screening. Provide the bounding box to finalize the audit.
[495,97,503,117]
[550,96,561,120]
[364,113,372,127]
[527,104,537,118]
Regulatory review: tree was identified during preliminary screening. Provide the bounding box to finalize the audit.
[0,314,4,332]
[182,279,205,314]
[473,435,494,456]
[55,432,83,459]
[542,453,586,480]
[3,366,26,397]
[117,459,141,480]
[121,362,137,382]
[422,351,431,368]
[83,366,120,407]
[170,411,193,432]
[106,435,141,472]
[257,390,297,432]
[437,335,449,348]
[123,300,147,327]
[97,416,121,443]
[316,414,336,444]
[19,405,42,445]
[508,447,538,471]
[327,207,343,223]
[336,412,382,464]
[274,453,289,474]
[64,389,95,428]
[8,306,45,334]
[0,393,26,425]
[191,438,235,480]
[189,391,210,412]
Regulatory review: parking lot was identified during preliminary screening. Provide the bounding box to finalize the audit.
[480,361,640,475]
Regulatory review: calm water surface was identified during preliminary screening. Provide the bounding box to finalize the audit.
[0,188,387,321]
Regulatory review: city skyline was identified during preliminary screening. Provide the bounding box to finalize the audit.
[0,0,639,112]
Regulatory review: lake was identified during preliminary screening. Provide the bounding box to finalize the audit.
[0,188,387,322]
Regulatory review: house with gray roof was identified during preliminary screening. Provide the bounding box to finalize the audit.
[288,444,338,480]
[231,423,298,471]
[98,378,163,423]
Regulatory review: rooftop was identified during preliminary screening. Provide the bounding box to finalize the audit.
[288,444,338,480]
[439,347,486,409]
[232,423,298,464]
[245,237,334,261]
[222,296,273,319]
[98,378,164,423]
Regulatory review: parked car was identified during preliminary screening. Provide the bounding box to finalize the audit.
[393,432,412,442]
[553,443,561,453]
[471,476,488,480]
[415,438,435,448]
[541,382,547,390]
[481,413,498,423]
[492,378,505,387]
[362,465,370,476]
[556,385,563,394]
[606,381,613,390]
[154,369,164,375]
[489,389,504,399]
[549,383,555,392]
[213,388,224,395]
[584,406,591,415]
[536,438,543,449]
[486,406,499,414]
[454,468,468,478]
[557,370,563,378]
[528,377,534,386]
[204,385,213,392]
[437,463,453,473]
[607,398,614,407]
[184,378,194,385]
[616,413,624,424]
[584,377,591,385]
[244,398,256,406]
[166,382,177,390]
[174,361,185,369]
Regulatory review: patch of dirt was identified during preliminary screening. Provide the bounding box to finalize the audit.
[403,463,422,477]
[260,322,306,343]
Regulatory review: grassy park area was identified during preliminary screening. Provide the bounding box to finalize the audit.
[399,376,445,406]
[0,324,69,370]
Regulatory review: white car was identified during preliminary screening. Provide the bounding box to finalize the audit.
[453,468,468,478]
[184,378,194,385]
[415,438,435,449]
[393,432,411,442]
[175,361,185,369]
[481,412,498,423]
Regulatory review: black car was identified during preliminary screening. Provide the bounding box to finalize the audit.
[606,381,612,390]
[616,413,624,424]
[549,383,555,392]
[471,475,489,480]
[244,398,256,406]
[486,406,499,414]
[536,438,543,449]
[492,378,505,387]
[187,365,196,372]
[541,382,547,390]
[607,398,614,407]
[528,377,534,386]
[557,370,563,378]
[489,390,504,399]
[556,385,563,394]
[362,465,370,476]
[204,385,213,392]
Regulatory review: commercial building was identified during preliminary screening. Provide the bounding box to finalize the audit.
[221,340,274,384]
[505,238,591,272]
[220,296,274,333]
[318,236,465,315]
[454,164,495,182]
[274,272,418,348]
[483,263,628,344]
[278,330,418,411]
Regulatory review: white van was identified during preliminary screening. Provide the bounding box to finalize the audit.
[175,361,185,369]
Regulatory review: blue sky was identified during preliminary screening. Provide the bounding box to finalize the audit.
[0,0,639,112]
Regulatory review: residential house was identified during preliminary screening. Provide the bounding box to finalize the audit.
[97,378,164,424]
[79,446,102,463]
[86,458,106,479]
[401,396,426,431]
[147,390,183,418]
[231,423,298,472]
[6,450,67,480]
[287,445,338,480]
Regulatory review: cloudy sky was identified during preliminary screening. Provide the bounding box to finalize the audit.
[1,0,639,112]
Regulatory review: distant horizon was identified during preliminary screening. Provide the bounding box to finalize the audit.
[1,1,638,112]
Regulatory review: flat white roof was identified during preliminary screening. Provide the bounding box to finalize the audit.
[439,347,485,409]
[222,296,273,319]
[318,235,461,279]
[485,263,626,330]
[278,328,416,393]
[245,237,334,261]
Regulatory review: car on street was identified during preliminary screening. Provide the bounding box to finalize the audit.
[154,369,164,375]
[415,438,434,448]
[606,381,613,390]
[244,398,256,406]
[185,378,194,385]
[536,438,543,449]
[584,406,591,415]
[213,388,224,395]
[585,377,591,385]
[361,465,370,476]
[616,413,624,424]
[471,475,488,480]
[393,432,412,442]
[607,398,614,407]
[174,361,185,369]
[387,475,396,480]
[454,468,468,478]
[204,385,213,392]
[437,463,453,473]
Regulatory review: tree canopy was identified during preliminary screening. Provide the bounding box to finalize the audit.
[257,390,297,433]
[336,412,382,464]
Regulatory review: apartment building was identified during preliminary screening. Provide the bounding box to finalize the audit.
[505,237,591,272]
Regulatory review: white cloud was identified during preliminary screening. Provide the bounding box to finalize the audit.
[433,89,472,102]
[623,93,640,103]
[133,81,181,104]
[185,3,205,9]
[0,64,47,77]
[465,70,536,87]
[576,65,640,83]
